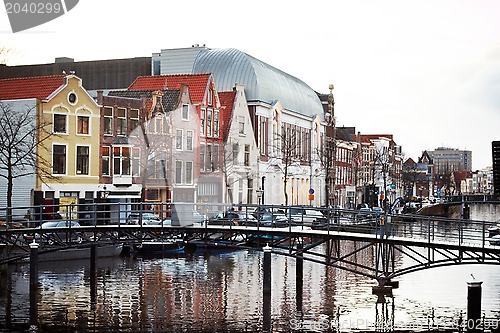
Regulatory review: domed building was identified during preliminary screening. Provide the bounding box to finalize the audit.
[154,46,323,118]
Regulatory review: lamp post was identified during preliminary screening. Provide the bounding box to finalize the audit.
[98,185,110,225]
[261,176,266,205]
[327,84,336,207]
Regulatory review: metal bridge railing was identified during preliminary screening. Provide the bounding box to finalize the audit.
[1,202,496,250]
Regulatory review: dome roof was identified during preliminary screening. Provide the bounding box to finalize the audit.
[192,48,323,118]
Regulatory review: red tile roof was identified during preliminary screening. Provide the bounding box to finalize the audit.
[218,90,236,140]
[0,75,66,100]
[128,74,211,104]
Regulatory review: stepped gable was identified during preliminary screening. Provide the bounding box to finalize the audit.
[0,74,65,100]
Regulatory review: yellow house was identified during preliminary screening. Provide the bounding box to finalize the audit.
[36,75,101,218]
[0,74,100,220]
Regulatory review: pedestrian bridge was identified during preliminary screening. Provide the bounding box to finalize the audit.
[1,204,500,289]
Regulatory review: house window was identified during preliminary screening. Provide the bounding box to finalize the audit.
[76,146,89,175]
[130,109,139,135]
[155,114,164,134]
[182,104,189,120]
[132,147,141,177]
[186,131,194,151]
[146,158,155,179]
[185,161,193,185]
[156,152,167,179]
[260,117,268,156]
[244,144,250,166]
[200,144,206,172]
[53,114,67,134]
[176,129,183,150]
[207,109,212,137]
[238,116,245,135]
[175,160,182,184]
[146,188,160,201]
[200,109,206,135]
[207,144,212,171]
[213,144,219,171]
[113,146,131,175]
[207,88,213,106]
[214,111,219,137]
[247,178,253,204]
[233,143,239,164]
[77,115,89,135]
[102,146,110,176]
[117,108,127,136]
[52,144,66,174]
[104,107,113,135]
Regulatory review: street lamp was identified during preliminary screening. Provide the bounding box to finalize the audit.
[327,84,336,207]
[261,176,266,205]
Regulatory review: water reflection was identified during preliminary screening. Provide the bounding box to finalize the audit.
[0,204,499,332]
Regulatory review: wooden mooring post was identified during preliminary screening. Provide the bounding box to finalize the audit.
[29,242,39,330]
[263,245,272,332]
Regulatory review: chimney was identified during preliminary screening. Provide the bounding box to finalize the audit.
[97,90,103,104]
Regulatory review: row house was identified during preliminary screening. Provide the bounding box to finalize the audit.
[359,134,403,208]
[219,85,259,206]
[0,74,101,220]
[126,74,225,212]
[332,127,360,209]
[461,167,493,195]
[97,87,199,222]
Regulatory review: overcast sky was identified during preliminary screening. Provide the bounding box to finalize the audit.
[1,0,499,169]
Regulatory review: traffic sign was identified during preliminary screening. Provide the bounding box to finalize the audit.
[309,188,314,195]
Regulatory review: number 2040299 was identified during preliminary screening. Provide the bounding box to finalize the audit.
[5,2,62,14]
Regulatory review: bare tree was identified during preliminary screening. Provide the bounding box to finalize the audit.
[0,102,55,221]
[269,123,303,206]
[221,140,239,204]
[316,137,335,206]
[373,145,393,209]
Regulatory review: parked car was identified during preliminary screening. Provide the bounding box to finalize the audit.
[356,207,373,220]
[27,220,84,245]
[126,213,162,225]
[288,207,327,227]
[208,210,256,226]
[254,211,289,227]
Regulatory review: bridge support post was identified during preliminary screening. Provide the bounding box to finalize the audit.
[467,279,482,333]
[296,242,303,313]
[263,245,272,332]
[29,242,39,330]
[90,244,97,307]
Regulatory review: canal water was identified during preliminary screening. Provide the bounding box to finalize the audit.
[0,204,499,333]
